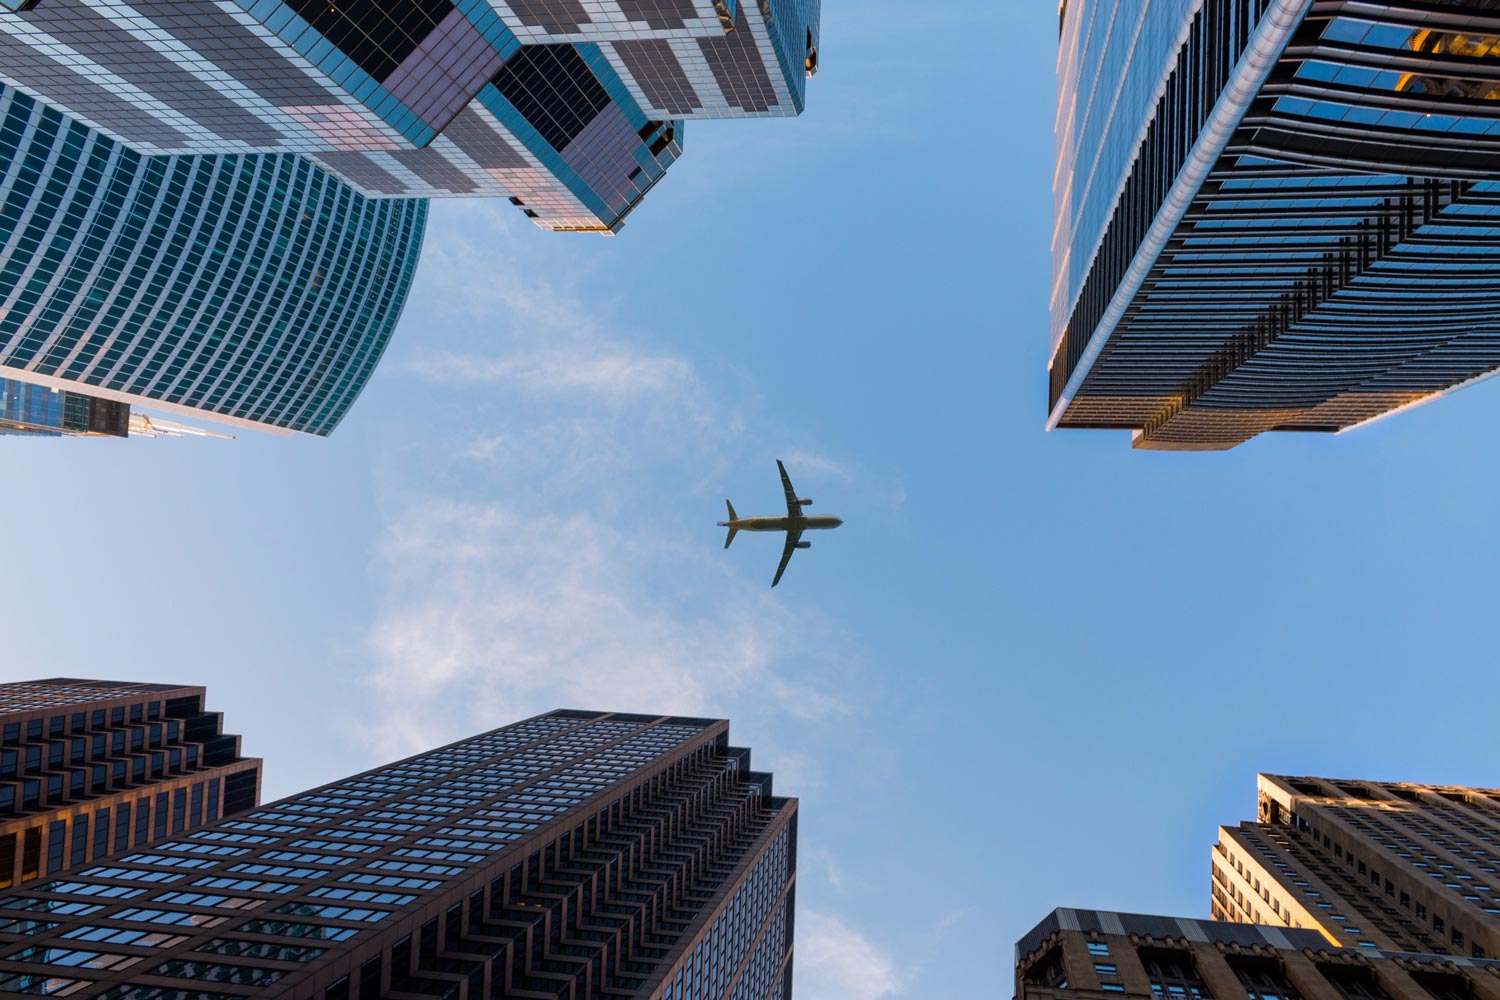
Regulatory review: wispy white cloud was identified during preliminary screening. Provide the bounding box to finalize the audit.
[405,350,693,400]
[812,847,846,892]
[360,497,847,760]
[354,204,892,992]
[797,910,904,1000]
[781,449,857,483]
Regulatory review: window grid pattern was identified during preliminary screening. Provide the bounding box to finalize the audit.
[0,712,797,1000]
[0,83,427,436]
[0,679,259,893]
[1055,0,1500,449]
[0,0,814,233]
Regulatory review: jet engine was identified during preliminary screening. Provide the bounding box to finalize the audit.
[797,498,813,506]
[795,541,811,549]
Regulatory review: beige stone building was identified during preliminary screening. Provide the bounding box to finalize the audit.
[1018,909,1500,1000]
[1213,775,1500,958]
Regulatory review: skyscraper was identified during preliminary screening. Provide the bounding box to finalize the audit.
[1211,774,1500,959]
[0,83,427,436]
[0,709,796,999]
[1016,908,1500,1000]
[0,0,821,233]
[0,379,128,438]
[0,678,261,891]
[1052,0,1500,450]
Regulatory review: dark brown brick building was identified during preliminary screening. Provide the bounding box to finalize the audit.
[0,678,261,890]
[0,709,794,999]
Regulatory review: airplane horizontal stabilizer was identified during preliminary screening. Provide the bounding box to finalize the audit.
[722,500,738,549]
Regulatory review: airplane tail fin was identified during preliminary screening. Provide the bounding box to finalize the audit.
[721,500,739,549]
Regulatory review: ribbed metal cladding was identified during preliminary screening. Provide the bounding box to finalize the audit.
[0,84,427,436]
[1053,0,1500,449]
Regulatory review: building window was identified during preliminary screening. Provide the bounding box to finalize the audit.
[1408,971,1473,1000]
[1140,948,1212,1000]
[1024,946,1068,989]
[1089,942,1112,957]
[1229,956,1302,1000]
[1320,964,1391,1000]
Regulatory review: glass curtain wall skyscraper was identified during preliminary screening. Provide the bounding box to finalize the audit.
[1052,0,1500,450]
[0,679,261,891]
[0,379,128,438]
[0,83,427,436]
[0,0,821,233]
[0,709,796,1000]
[0,0,820,436]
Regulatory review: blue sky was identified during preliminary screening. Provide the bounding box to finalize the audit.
[6,3,1500,997]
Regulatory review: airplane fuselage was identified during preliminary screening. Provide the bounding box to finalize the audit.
[724,515,843,532]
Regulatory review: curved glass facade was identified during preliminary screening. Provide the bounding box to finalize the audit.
[0,84,427,436]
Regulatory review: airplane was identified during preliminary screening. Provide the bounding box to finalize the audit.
[718,460,843,587]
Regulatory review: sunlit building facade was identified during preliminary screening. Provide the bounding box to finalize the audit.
[0,678,261,891]
[0,710,797,999]
[1016,908,1500,1000]
[1052,0,1500,450]
[1212,774,1500,959]
[0,83,427,436]
[0,0,821,233]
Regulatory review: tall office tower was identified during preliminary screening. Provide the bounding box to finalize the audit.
[1016,908,1500,1000]
[1210,774,1500,959]
[0,710,797,1000]
[0,679,262,891]
[1052,0,1500,450]
[0,0,821,233]
[0,84,427,436]
[0,379,129,438]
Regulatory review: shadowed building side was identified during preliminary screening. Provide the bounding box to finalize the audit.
[1052,0,1500,450]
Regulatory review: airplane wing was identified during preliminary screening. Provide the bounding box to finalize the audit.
[771,527,803,588]
[777,460,801,517]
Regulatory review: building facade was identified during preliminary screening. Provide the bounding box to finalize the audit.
[0,379,128,437]
[1052,0,1500,450]
[0,0,820,233]
[0,678,262,892]
[0,83,427,436]
[1212,775,1500,959]
[0,709,796,1000]
[1017,908,1500,1000]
